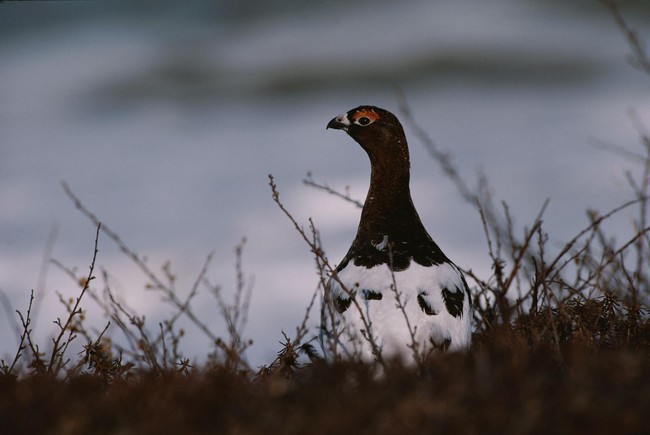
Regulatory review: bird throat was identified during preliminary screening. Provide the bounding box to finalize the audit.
[358,153,424,240]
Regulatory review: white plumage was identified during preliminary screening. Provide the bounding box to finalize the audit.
[326,261,471,360]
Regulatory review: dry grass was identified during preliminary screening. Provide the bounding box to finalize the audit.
[2,2,650,433]
[1,340,650,434]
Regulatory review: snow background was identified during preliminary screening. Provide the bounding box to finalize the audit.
[1,0,649,366]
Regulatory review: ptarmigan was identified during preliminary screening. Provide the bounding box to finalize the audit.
[322,105,472,363]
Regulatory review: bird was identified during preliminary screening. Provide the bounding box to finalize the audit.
[322,105,472,363]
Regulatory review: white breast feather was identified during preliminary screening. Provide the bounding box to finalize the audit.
[324,262,471,362]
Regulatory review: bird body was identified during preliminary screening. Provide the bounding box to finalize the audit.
[322,105,471,362]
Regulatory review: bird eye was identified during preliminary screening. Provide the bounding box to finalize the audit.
[351,109,379,126]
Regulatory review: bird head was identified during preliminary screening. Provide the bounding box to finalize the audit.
[327,105,408,161]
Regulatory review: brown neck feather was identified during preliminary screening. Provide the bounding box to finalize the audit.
[357,140,427,241]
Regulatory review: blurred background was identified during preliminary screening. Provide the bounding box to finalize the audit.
[1,0,650,367]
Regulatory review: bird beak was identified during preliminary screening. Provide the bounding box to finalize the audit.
[327,113,350,131]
